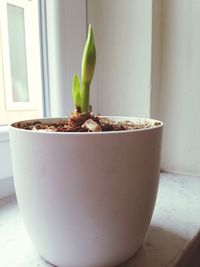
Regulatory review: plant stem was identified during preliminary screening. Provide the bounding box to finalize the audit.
[81,82,90,113]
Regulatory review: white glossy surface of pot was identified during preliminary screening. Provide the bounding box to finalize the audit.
[9,117,163,267]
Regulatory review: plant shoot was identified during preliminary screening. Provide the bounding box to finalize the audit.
[72,25,96,113]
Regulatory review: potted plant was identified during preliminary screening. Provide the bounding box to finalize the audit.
[9,25,163,267]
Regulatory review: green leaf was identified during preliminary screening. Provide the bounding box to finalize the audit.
[72,74,81,108]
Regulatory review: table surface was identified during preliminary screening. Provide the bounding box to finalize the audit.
[1,172,200,267]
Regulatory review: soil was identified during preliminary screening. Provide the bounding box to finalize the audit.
[13,112,161,132]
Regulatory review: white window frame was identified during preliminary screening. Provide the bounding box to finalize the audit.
[0,0,38,110]
[0,0,87,199]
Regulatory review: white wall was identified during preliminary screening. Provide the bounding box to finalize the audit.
[159,0,200,175]
[0,128,14,199]
[88,0,200,176]
[87,0,152,117]
[150,0,162,119]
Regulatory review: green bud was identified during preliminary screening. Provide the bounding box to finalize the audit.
[81,25,96,85]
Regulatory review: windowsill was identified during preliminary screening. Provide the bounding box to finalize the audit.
[1,173,200,267]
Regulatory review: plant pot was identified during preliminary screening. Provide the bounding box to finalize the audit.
[9,116,163,267]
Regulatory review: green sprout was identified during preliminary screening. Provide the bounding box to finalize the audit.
[72,25,96,113]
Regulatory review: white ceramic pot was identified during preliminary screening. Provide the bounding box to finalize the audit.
[9,117,163,267]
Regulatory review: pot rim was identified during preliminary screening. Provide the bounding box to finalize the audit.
[9,116,163,135]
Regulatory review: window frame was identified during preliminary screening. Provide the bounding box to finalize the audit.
[0,0,44,199]
[0,0,87,199]
[0,0,40,111]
